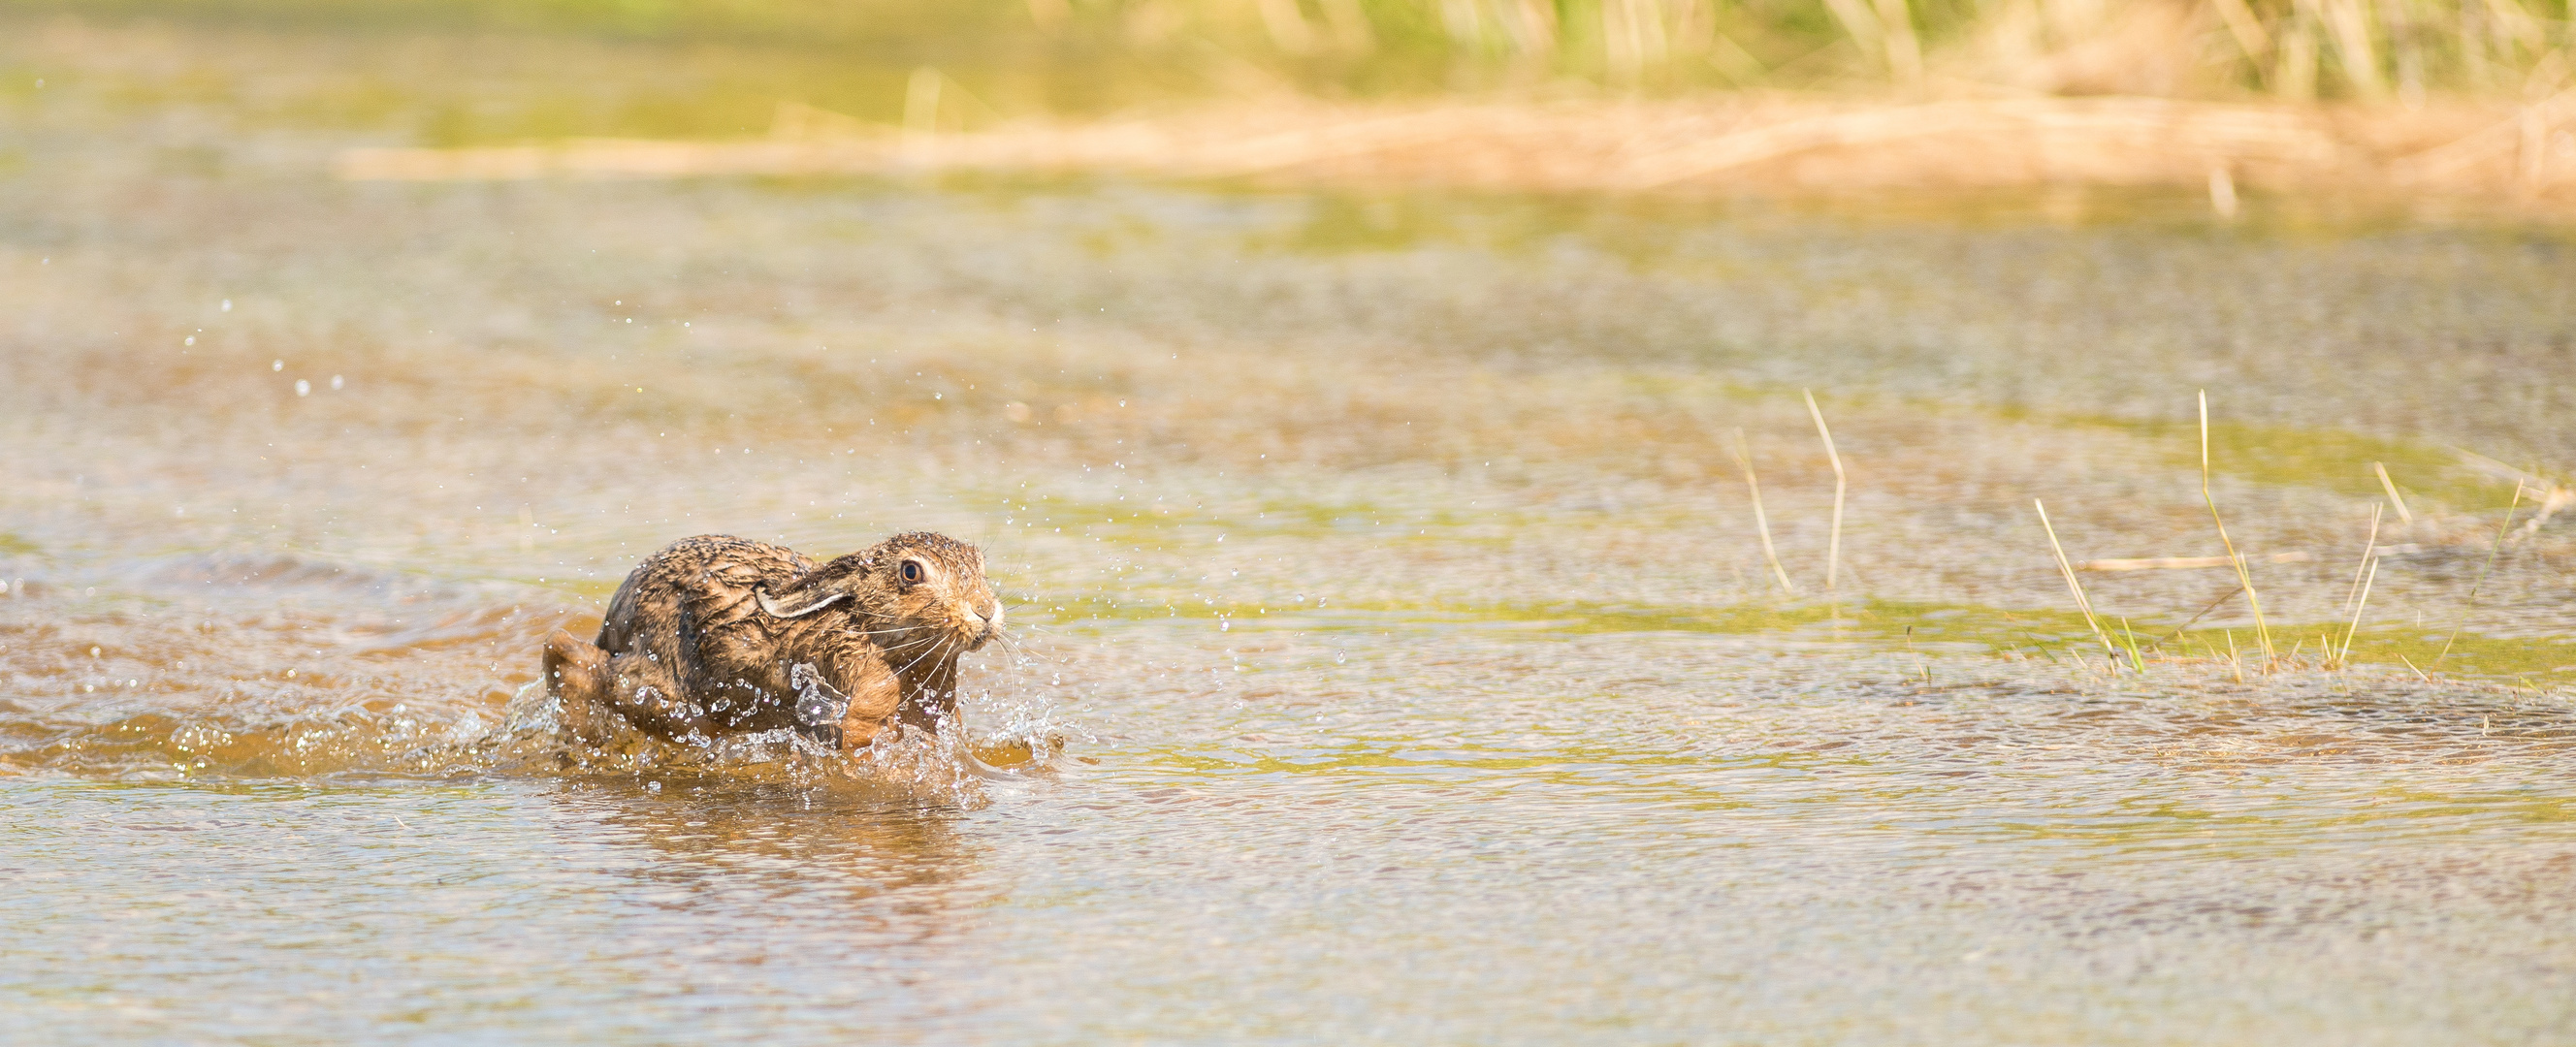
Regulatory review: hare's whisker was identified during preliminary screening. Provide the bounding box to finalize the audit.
[891,639,950,678]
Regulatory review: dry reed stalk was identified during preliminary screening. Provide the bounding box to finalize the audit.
[1732,428,1795,595]
[2398,653,2430,682]
[2371,461,2413,524]
[2435,479,2525,665]
[2034,498,2119,664]
[2320,0,2387,98]
[1820,0,1886,71]
[1871,0,1922,86]
[903,67,944,162]
[1803,389,1847,591]
[2337,556,2378,668]
[1255,0,1317,53]
[2210,0,2273,60]
[2343,502,2382,614]
[2199,391,2275,665]
[2225,629,2244,683]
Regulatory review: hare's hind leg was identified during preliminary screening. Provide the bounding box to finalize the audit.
[543,629,620,743]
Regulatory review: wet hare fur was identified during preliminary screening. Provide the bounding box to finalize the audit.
[542,532,1003,751]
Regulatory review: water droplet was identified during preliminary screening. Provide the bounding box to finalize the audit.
[182,335,194,346]
[295,380,310,397]
[1219,619,1231,632]
[220,299,232,311]
[272,360,283,371]
[331,375,343,390]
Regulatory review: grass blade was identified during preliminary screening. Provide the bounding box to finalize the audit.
[2372,461,2413,524]
[2035,498,2118,664]
[1804,389,1847,592]
[1732,428,1795,595]
[2200,391,2274,666]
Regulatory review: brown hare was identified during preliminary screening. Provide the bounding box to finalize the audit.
[542,532,1002,752]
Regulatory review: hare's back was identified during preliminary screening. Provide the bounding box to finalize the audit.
[595,535,818,654]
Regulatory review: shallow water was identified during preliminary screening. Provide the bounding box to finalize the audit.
[9,21,2576,1044]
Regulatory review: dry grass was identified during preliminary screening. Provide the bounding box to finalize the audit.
[1035,0,2576,107]
[2035,497,2121,665]
[1803,389,1847,592]
[2201,391,2277,663]
[1729,428,1797,596]
[336,89,2576,206]
[28,0,2576,203]
[2027,397,2566,680]
[298,0,2576,204]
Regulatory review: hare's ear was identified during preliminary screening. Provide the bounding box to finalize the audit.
[756,587,848,619]
[757,555,870,618]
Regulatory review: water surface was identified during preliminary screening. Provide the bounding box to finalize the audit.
[8,22,2576,1044]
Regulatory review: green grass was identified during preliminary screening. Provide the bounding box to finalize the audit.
[15,0,2576,121]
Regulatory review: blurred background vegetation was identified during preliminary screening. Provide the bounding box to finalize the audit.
[8,0,2574,138]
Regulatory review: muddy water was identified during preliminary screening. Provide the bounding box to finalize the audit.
[11,27,2576,1046]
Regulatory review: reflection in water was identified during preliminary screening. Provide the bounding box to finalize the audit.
[543,779,982,950]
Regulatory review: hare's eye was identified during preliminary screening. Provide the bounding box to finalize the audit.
[899,560,924,585]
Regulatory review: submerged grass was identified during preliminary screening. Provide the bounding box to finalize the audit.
[1020,589,2576,682]
[2013,396,2569,682]
[950,383,2568,686]
[2172,419,2510,512]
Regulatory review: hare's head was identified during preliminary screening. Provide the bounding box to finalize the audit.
[756,531,1002,655]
